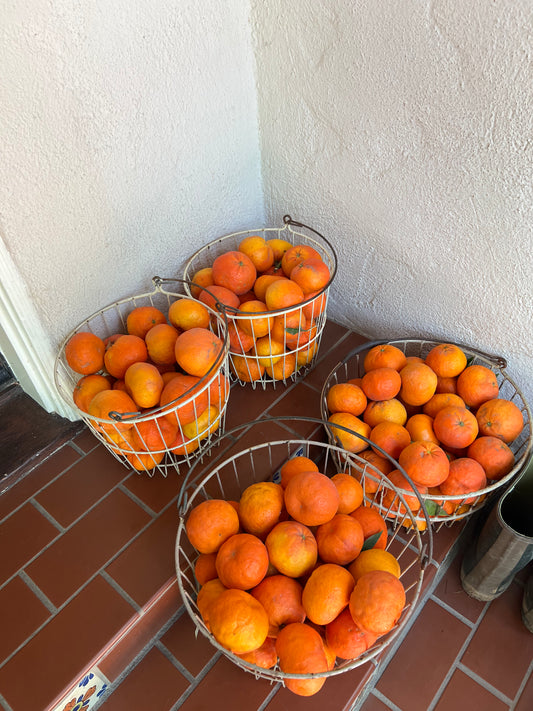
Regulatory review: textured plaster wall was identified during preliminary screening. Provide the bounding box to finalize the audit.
[1,0,263,352]
[252,0,533,407]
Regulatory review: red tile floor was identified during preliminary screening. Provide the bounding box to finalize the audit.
[0,321,532,711]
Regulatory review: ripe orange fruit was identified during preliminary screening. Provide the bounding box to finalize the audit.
[456,364,499,409]
[279,455,319,488]
[363,398,408,428]
[281,244,322,277]
[185,499,240,554]
[361,367,402,401]
[326,382,367,417]
[302,563,355,626]
[265,520,318,578]
[302,290,327,321]
[215,532,269,590]
[383,469,427,514]
[266,237,292,262]
[253,336,285,367]
[236,636,277,669]
[399,362,438,406]
[238,235,275,272]
[289,257,330,294]
[327,412,371,454]
[87,389,139,433]
[198,284,241,311]
[124,361,164,409]
[436,375,458,394]
[211,250,257,295]
[238,482,285,539]
[348,548,401,581]
[126,306,167,339]
[227,321,255,354]
[208,588,269,655]
[231,354,265,382]
[331,472,364,514]
[315,513,365,565]
[104,334,148,379]
[73,374,112,413]
[264,353,297,381]
[349,570,406,636]
[174,327,224,377]
[275,622,329,697]
[475,398,524,443]
[237,300,273,338]
[131,416,178,452]
[284,470,340,527]
[253,274,287,302]
[425,343,467,378]
[350,450,394,494]
[405,413,439,444]
[439,457,487,505]
[264,279,305,311]
[369,421,411,460]
[363,344,408,372]
[422,392,466,418]
[350,505,388,550]
[433,405,479,449]
[126,449,165,471]
[168,298,210,331]
[194,552,218,586]
[325,607,377,661]
[159,373,208,426]
[467,435,515,480]
[65,332,106,375]
[270,310,312,349]
[182,404,221,441]
[145,324,180,366]
[398,440,450,487]
[190,266,214,298]
[250,574,306,637]
[197,578,227,629]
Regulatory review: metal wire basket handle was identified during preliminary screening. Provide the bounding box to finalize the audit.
[283,214,339,285]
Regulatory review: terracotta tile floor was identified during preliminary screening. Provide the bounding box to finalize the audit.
[0,321,532,711]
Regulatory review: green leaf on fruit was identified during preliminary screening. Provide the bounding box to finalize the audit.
[285,327,300,334]
[424,499,448,517]
[362,532,383,550]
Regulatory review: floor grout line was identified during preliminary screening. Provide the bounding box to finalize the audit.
[509,656,533,710]
[455,662,514,706]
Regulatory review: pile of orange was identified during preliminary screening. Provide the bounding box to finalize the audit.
[185,455,404,697]
[64,299,229,470]
[325,342,525,519]
[188,235,331,382]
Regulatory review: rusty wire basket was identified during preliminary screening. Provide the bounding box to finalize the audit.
[182,215,337,389]
[54,277,231,477]
[175,416,432,693]
[320,339,532,528]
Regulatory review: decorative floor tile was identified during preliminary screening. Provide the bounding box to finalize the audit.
[50,667,108,711]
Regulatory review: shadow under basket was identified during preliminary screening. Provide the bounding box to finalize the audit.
[320,338,532,530]
[175,416,433,695]
[54,278,231,477]
[182,215,338,389]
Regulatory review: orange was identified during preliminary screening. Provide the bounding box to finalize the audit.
[266,237,292,262]
[189,266,214,298]
[350,505,388,550]
[144,323,180,366]
[399,362,438,406]
[475,398,524,443]
[439,457,487,505]
[405,413,439,444]
[264,279,305,311]
[302,563,355,626]
[231,354,265,382]
[126,449,165,472]
[197,578,227,629]
[126,306,167,339]
[433,405,479,449]
[194,552,218,586]
[363,344,407,372]
[423,392,466,418]
[302,290,327,321]
[275,622,329,697]
[159,373,208,426]
[265,520,318,578]
[65,331,106,375]
[253,336,285,367]
[325,607,377,661]
[227,321,255,355]
[270,310,313,349]
[215,532,269,590]
[104,334,148,379]
[87,389,139,433]
[211,250,257,295]
[327,412,371,454]
[208,588,269,654]
[250,574,306,637]
[425,343,467,378]
[456,364,499,409]
[174,327,224,377]
[238,482,285,539]
[436,375,458,394]
[351,450,394,494]
[326,382,367,417]
[181,405,221,440]
[284,470,340,527]
[363,398,407,428]
[198,284,241,311]
[279,455,319,489]
[289,257,330,294]
[281,244,322,277]
[264,353,297,380]
[361,367,402,401]
[315,513,364,565]
[168,298,210,331]
[238,235,275,272]
[185,499,240,554]
[369,421,411,460]
[73,374,112,413]
[331,472,364,514]
[467,435,515,480]
[349,570,406,636]
[398,440,449,487]
[131,417,178,452]
[348,548,401,581]
[237,300,273,338]
[383,469,427,514]
[124,361,164,409]
[253,274,287,302]
[236,636,277,669]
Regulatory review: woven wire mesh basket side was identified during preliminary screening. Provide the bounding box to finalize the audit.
[320,339,532,527]
[182,216,338,389]
[54,278,231,477]
[175,416,432,688]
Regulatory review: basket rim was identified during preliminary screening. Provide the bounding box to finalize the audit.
[319,337,533,522]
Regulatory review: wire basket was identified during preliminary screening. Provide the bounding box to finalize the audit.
[320,339,533,528]
[54,277,231,477]
[182,215,337,389]
[175,416,432,692]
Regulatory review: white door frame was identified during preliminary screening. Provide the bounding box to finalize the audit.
[0,238,78,421]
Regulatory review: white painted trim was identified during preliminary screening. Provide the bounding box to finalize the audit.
[0,238,79,421]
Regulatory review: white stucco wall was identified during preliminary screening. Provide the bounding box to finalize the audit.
[253,0,533,408]
[0,0,263,405]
